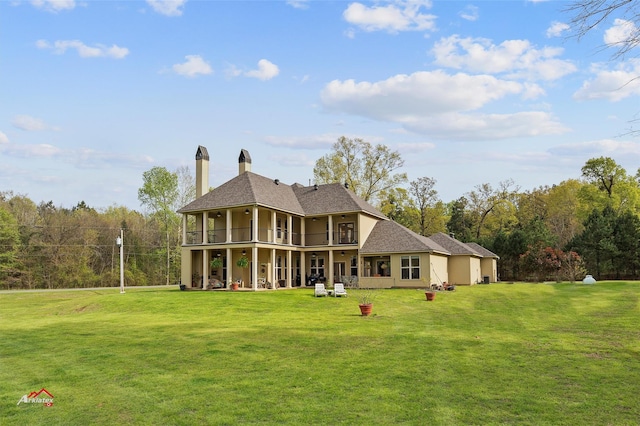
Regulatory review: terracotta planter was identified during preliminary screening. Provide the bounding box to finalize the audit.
[231,283,239,291]
[359,303,373,316]
[425,291,436,301]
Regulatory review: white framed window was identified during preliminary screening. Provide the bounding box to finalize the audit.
[401,256,420,280]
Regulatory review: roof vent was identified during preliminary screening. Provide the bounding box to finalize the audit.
[344,182,349,189]
[274,179,279,185]
[314,184,318,190]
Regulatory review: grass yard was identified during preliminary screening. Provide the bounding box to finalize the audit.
[1,282,639,425]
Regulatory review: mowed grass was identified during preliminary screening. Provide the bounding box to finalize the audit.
[1,283,640,425]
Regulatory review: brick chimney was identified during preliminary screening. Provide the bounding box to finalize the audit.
[239,149,251,174]
[195,145,209,198]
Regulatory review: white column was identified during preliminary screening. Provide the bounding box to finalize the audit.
[272,211,277,243]
[226,210,232,243]
[202,250,208,289]
[328,250,334,286]
[202,212,208,244]
[252,207,258,242]
[252,246,259,291]
[182,215,187,245]
[287,214,292,245]
[328,215,333,245]
[287,250,293,288]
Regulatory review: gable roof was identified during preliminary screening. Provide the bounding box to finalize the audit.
[360,220,449,255]
[178,174,387,219]
[466,242,500,259]
[428,232,482,256]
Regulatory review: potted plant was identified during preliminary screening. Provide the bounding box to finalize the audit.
[210,257,223,270]
[356,288,376,316]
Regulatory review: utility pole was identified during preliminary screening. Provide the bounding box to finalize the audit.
[116,229,125,294]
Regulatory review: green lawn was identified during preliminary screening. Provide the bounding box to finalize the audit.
[1,283,639,425]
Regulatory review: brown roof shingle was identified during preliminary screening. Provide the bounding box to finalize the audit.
[361,220,449,254]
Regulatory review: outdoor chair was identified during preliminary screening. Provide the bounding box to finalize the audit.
[314,283,328,297]
[431,282,444,291]
[333,283,348,297]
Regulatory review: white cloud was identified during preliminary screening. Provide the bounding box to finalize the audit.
[12,115,49,131]
[343,0,436,33]
[0,131,9,144]
[604,18,637,46]
[458,5,478,22]
[30,0,75,12]
[286,0,310,9]
[573,60,640,102]
[549,139,640,158]
[431,35,576,81]
[36,39,129,59]
[146,0,186,17]
[320,70,568,140]
[397,142,436,152]
[403,111,568,140]
[322,70,524,119]
[245,59,280,81]
[172,55,213,78]
[264,134,336,149]
[546,21,569,38]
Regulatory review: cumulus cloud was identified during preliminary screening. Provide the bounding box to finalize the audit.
[0,131,9,144]
[30,0,75,12]
[12,115,50,131]
[320,70,568,140]
[146,0,187,16]
[573,60,640,102]
[458,5,479,22]
[172,55,213,78]
[431,35,576,81]
[343,0,436,33]
[322,70,524,120]
[604,18,638,46]
[36,39,129,59]
[546,21,569,38]
[245,59,280,81]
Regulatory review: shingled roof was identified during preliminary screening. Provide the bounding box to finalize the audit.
[178,173,387,219]
[360,220,449,255]
[428,232,482,256]
[178,172,305,215]
[292,183,386,218]
[466,242,500,259]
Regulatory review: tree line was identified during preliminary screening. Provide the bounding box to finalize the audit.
[1,139,639,289]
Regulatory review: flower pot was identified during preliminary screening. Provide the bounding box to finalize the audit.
[359,303,373,316]
[425,291,436,301]
[179,284,186,291]
[231,283,239,291]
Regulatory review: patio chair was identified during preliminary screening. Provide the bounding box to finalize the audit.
[333,283,348,297]
[314,283,328,297]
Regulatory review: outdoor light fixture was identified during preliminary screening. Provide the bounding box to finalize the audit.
[242,249,246,256]
[216,211,222,218]
[341,215,345,219]
[115,230,125,294]
[312,252,316,258]
[341,251,345,256]
[245,208,250,215]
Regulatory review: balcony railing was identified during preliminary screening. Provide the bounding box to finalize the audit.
[184,228,354,246]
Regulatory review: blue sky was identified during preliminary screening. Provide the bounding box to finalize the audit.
[2,0,640,210]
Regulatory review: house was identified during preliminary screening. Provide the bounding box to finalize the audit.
[177,147,497,290]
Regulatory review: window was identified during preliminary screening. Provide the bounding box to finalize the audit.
[310,256,325,277]
[277,218,282,239]
[350,256,358,276]
[338,222,355,244]
[401,256,420,280]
